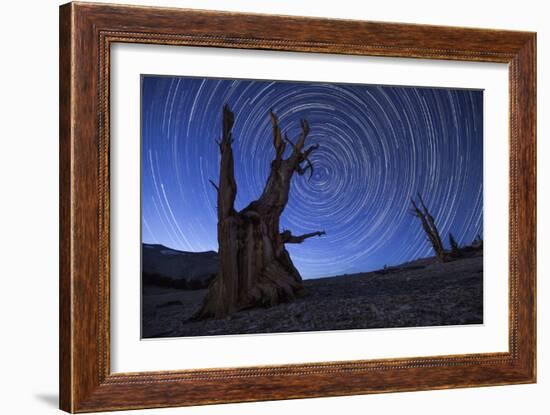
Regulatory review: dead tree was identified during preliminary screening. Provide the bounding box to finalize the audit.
[195,105,324,319]
[448,233,462,258]
[410,194,447,262]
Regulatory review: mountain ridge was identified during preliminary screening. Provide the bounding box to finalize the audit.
[142,243,219,289]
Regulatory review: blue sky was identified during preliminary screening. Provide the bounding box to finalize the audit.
[141,76,483,278]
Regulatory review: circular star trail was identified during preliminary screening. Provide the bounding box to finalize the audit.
[141,76,483,278]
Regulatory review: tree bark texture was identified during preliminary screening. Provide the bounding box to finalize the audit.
[195,105,323,319]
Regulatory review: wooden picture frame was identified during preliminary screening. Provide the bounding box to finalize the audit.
[59,2,536,412]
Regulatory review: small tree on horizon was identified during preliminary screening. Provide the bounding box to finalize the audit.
[448,232,462,258]
[410,194,447,262]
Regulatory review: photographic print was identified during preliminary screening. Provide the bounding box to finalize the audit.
[141,75,484,339]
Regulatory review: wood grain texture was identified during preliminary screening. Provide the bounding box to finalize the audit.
[59,2,537,412]
[59,3,73,412]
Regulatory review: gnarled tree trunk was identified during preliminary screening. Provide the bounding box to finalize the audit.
[410,194,447,262]
[195,105,324,319]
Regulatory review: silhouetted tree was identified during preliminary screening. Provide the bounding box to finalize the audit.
[195,105,325,319]
[410,194,447,262]
[448,233,462,258]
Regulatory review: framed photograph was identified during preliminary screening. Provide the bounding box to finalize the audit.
[59,2,536,412]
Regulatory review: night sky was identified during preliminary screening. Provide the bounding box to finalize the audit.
[141,75,483,279]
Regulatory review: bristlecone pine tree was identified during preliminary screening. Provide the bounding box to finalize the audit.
[410,194,447,262]
[195,105,325,319]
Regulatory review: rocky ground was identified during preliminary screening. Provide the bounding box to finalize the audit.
[142,251,483,338]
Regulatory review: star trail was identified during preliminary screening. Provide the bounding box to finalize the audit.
[141,75,483,279]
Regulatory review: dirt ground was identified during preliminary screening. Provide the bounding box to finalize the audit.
[142,252,483,338]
